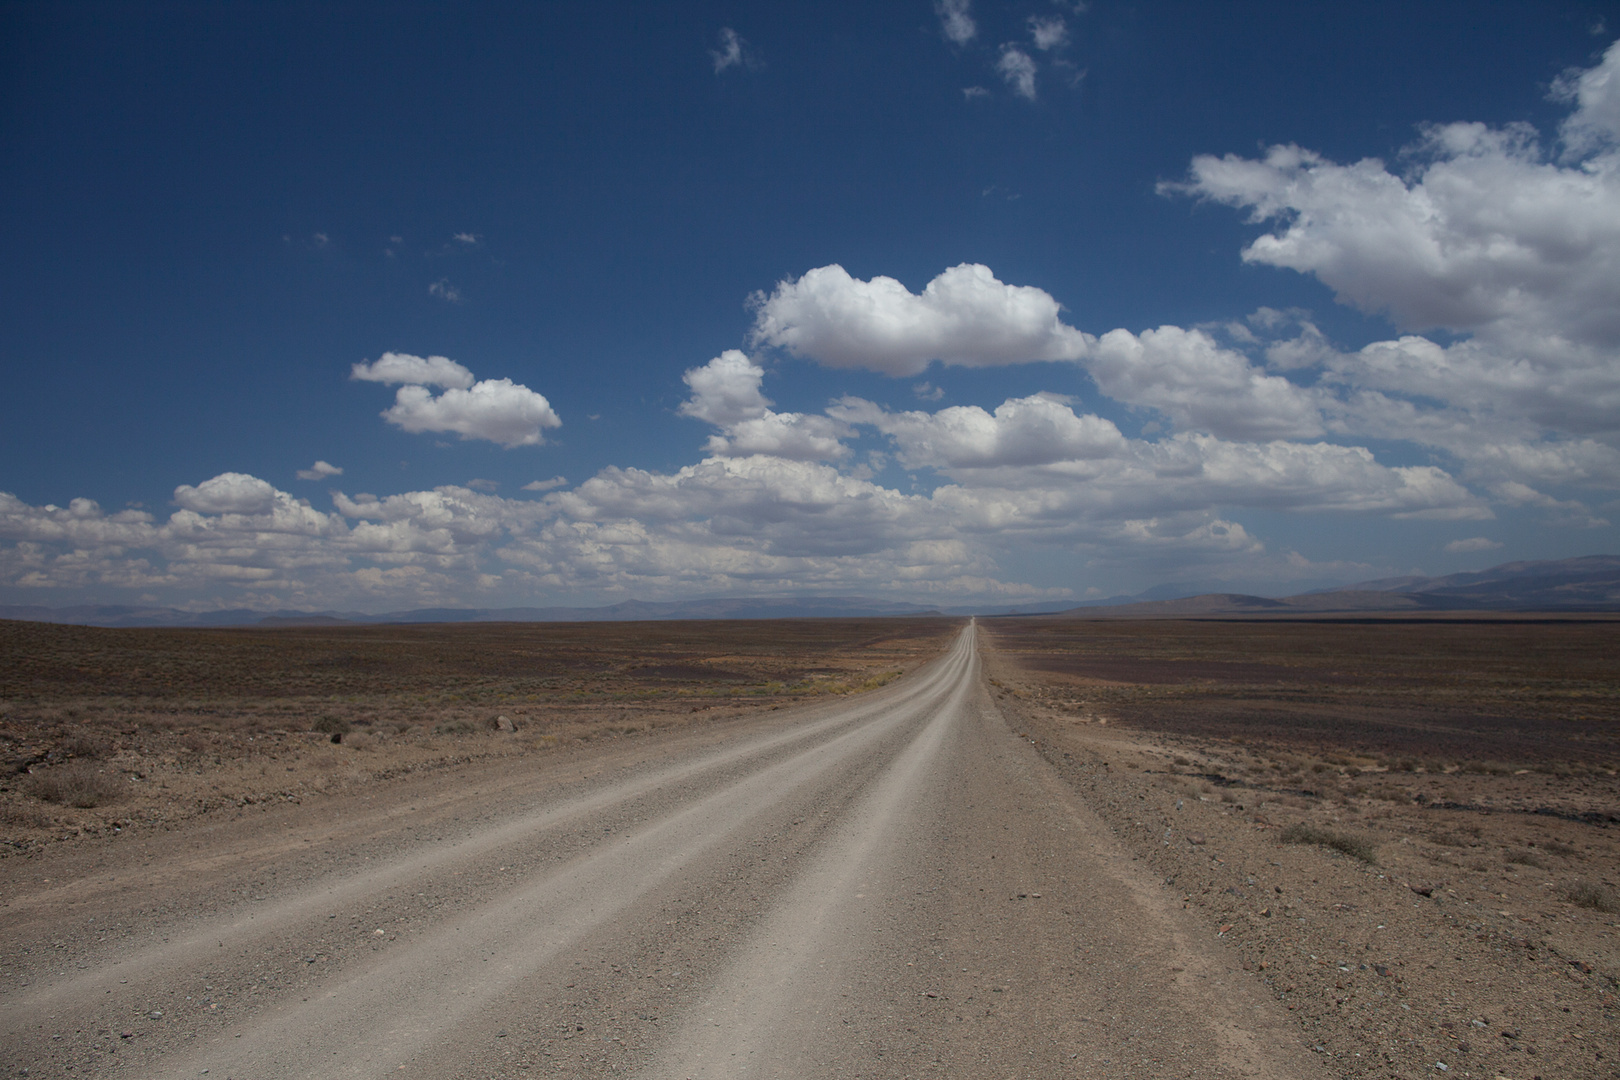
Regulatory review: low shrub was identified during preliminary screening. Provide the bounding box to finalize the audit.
[1280,822,1378,864]
[1563,880,1618,913]
[63,731,112,759]
[0,802,55,828]
[311,715,351,736]
[31,762,124,808]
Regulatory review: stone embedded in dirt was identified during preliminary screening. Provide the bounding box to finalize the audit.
[1570,959,1592,974]
[1374,964,1390,976]
[148,1010,162,1019]
[495,715,516,733]
[1186,833,1206,846]
[1409,882,1434,897]
[120,1031,133,1039]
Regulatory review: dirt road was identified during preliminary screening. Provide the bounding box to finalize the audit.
[2,623,1327,1078]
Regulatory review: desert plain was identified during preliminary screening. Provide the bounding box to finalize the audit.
[0,612,1615,1078]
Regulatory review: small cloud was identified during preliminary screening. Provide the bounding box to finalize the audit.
[312,232,330,248]
[429,278,462,303]
[997,45,1037,100]
[522,475,568,492]
[1028,15,1068,50]
[913,381,945,402]
[352,353,476,389]
[296,460,343,481]
[383,378,562,448]
[711,27,758,73]
[173,472,280,515]
[962,85,990,100]
[465,478,500,492]
[1443,537,1503,554]
[453,232,481,245]
[1051,0,1088,11]
[936,0,976,45]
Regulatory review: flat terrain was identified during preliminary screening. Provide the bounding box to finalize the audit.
[0,614,1615,1078]
[981,615,1620,1078]
[0,617,953,850]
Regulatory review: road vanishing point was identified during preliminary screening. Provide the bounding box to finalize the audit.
[3,622,1327,1078]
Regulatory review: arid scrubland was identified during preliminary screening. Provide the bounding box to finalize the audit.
[982,615,1620,1079]
[0,617,957,851]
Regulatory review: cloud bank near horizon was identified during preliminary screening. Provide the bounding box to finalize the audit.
[4,42,1618,610]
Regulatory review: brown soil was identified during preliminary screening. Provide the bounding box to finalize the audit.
[0,617,957,854]
[979,615,1620,1079]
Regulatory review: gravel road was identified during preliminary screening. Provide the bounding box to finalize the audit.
[2,623,1329,1078]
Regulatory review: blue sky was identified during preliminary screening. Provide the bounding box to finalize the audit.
[3,1,1618,611]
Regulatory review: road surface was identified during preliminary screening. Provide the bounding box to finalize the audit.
[2,622,1325,1078]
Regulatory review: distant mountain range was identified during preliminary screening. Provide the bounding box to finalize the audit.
[3,556,1615,627]
[1042,555,1620,617]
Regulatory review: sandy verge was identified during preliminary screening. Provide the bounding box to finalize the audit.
[978,624,1619,1079]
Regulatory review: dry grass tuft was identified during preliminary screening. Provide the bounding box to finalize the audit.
[1563,879,1618,913]
[1280,822,1378,864]
[63,731,112,759]
[311,715,351,736]
[30,762,124,808]
[0,802,56,828]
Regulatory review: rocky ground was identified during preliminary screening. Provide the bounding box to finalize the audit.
[0,616,955,856]
[3,614,1615,1078]
[979,616,1620,1080]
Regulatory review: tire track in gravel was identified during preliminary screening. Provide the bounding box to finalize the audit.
[0,625,974,1077]
[5,623,1329,1079]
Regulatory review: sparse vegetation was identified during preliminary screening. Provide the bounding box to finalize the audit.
[1562,879,1618,913]
[311,715,351,737]
[0,615,959,849]
[30,762,124,808]
[1280,822,1378,864]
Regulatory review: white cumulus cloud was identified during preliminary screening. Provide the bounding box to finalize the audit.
[831,394,1124,469]
[678,350,772,426]
[297,460,343,481]
[1553,38,1620,158]
[174,473,281,515]
[353,353,561,448]
[382,379,562,448]
[522,476,569,492]
[1086,326,1326,440]
[351,353,476,389]
[679,351,851,461]
[750,263,1090,376]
